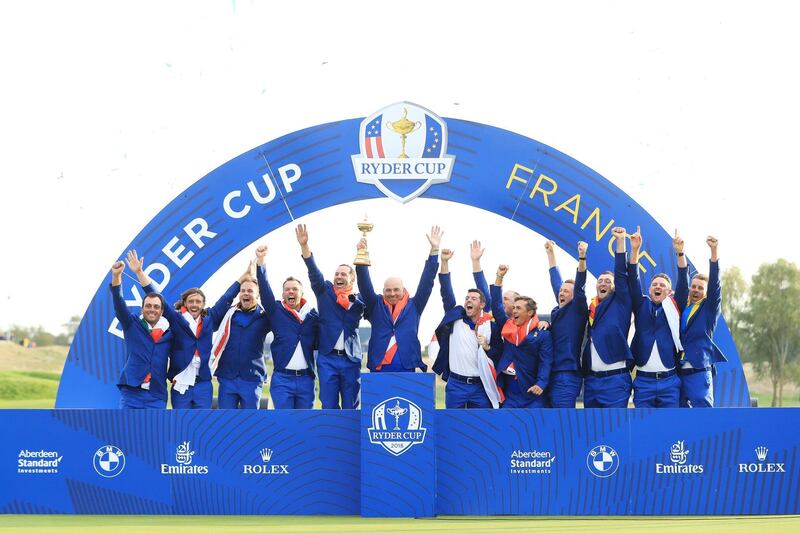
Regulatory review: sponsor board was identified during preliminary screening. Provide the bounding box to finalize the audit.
[587,445,620,478]
[93,445,126,478]
[242,448,290,475]
[510,449,556,474]
[738,446,786,473]
[161,441,208,475]
[18,449,63,474]
[655,440,704,474]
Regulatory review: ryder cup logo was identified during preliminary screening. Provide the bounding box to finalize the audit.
[93,445,126,478]
[368,397,427,456]
[351,102,455,203]
[587,445,619,478]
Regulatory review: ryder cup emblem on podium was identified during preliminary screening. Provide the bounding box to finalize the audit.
[368,397,427,456]
[351,102,455,203]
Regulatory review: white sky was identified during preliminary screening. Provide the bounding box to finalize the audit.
[1,1,798,341]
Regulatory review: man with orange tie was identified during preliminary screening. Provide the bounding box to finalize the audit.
[256,244,319,409]
[490,264,553,408]
[356,226,442,372]
[297,223,365,409]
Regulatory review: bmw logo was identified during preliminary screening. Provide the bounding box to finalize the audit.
[587,445,619,478]
[93,445,126,478]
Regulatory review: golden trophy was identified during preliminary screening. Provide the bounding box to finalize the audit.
[386,107,421,158]
[354,215,374,266]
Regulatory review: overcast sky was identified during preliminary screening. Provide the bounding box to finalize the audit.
[1,1,798,341]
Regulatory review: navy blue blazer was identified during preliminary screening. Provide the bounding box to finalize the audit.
[303,255,364,362]
[431,273,502,382]
[676,260,726,368]
[357,255,438,371]
[627,263,681,369]
[111,283,172,401]
[581,251,633,368]
[214,303,271,383]
[144,282,240,383]
[548,267,588,372]
[490,284,554,393]
[257,265,319,376]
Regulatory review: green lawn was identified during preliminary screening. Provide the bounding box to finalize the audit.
[0,371,59,408]
[0,515,799,532]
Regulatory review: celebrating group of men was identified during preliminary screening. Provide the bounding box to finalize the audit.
[110,223,724,410]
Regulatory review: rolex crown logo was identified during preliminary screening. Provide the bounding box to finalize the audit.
[755,446,768,462]
[260,448,273,463]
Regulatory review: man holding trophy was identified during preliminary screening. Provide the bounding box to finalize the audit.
[355,224,442,372]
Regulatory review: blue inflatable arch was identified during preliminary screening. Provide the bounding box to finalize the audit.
[57,106,749,407]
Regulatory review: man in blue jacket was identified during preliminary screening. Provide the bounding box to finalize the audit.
[356,226,442,372]
[432,247,503,408]
[211,259,271,409]
[297,224,364,409]
[125,250,248,409]
[675,233,725,407]
[544,239,588,408]
[627,228,683,408]
[110,260,172,409]
[581,227,633,408]
[491,264,553,408]
[256,244,319,409]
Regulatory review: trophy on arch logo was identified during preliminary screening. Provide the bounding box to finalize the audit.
[351,101,455,203]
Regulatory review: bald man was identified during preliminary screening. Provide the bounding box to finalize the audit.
[356,226,442,372]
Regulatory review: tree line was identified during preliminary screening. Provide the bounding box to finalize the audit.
[4,315,81,348]
[723,260,800,406]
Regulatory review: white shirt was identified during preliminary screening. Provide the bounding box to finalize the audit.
[448,320,481,377]
[590,339,627,371]
[637,342,672,372]
[285,341,309,370]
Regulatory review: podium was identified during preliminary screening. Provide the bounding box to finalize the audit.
[360,372,436,517]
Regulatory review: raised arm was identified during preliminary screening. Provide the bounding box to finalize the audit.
[126,250,152,287]
[355,238,377,311]
[707,236,721,311]
[438,249,457,312]
[627,227,646,311]
[674,229,689,311]
[413,226,442,313]
[612,227,630,303]
[545,240,562,300]
[109,261,134,328]
[296,224,327,295]
[470,240,491,311]
[255,245,278,313]
[127,250,184,325]
[207,263,253,326]
[490,265,510,323]
[574,241,588,307]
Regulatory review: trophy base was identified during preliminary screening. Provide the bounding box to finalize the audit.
[353,251,371,266]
